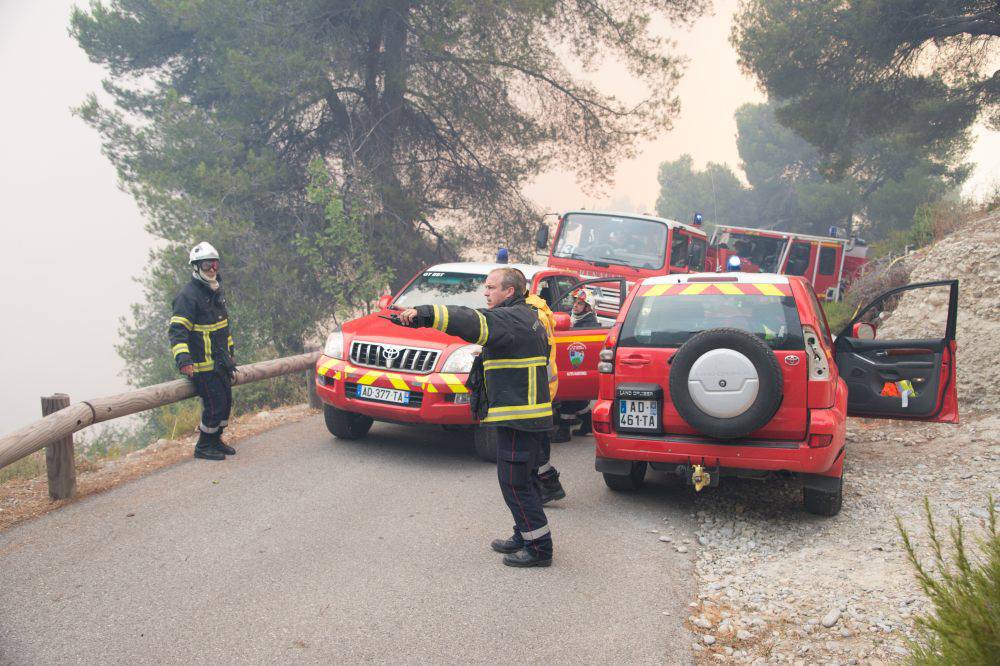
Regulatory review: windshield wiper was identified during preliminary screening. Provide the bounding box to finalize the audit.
[597,256,642,269]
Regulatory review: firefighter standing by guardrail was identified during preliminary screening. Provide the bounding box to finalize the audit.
[168,242,238,461]
[396,267,555,567]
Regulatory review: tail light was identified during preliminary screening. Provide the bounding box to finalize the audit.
[592,414,611,434]
[808,434,832,448]
[802,326,830,380]
[598,349,614,374]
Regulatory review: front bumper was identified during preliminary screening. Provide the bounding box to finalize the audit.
[314,355,475,425]
[593,399,846,476]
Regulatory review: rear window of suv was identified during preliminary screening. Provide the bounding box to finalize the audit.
[619,291,805,351]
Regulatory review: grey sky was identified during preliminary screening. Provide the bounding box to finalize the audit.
[0,0,997,434]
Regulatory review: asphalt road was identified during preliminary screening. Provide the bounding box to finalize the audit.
[0,416,697,665]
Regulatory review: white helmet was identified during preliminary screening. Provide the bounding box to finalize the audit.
[189,241,220,264]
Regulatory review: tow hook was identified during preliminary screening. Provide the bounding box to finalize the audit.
[692,464,711,492]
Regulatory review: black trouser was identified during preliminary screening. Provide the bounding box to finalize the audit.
[193,369,232,447]
[496,427,552,557]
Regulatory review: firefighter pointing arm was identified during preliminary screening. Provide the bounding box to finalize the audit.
[396,268,556,568]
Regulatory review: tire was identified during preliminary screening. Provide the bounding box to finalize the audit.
[602,462,647,491]
[803,475,843,517]
[323,405,373,440]
[669,328,783,439]
[474,426,498,462]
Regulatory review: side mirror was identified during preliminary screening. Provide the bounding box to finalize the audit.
[377,295,392,310]
[852,322,876,340]
[535,223,549,251]
[553,312,571,331]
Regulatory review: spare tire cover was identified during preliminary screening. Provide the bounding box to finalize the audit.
[668,328,783,439]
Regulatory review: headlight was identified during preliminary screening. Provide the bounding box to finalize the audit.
[441,344,481,374]
[324,331,345,359]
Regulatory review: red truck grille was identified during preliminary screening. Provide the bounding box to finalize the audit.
[350,341,440,374]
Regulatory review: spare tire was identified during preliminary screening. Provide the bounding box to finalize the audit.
[668,328,782,439]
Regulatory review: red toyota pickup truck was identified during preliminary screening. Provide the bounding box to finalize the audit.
[315,262,627,459]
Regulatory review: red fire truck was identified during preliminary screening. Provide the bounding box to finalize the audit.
[535,211,868,301]
[710,225,869,301]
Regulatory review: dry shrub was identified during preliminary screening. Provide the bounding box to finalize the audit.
[844,257,913,320]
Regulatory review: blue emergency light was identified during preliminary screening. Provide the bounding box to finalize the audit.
[693,212,704,226]
[496,247,509,264]
[727,255,742,272]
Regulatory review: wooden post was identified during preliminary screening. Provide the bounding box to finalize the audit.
[305,345,323,409]
[42,394,76,500]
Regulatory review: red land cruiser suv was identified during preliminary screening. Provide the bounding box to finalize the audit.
[592,273,959,515]
[315,262,625,460]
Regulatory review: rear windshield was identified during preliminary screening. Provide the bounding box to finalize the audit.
[394,272,486,309]
[619,292,804,351]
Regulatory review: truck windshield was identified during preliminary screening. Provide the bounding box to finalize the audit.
[393,272,487,309]
[552,213,667,270]
[619,293,804,351]
[718,231,786,273]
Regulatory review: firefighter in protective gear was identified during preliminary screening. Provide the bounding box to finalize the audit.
[524,289,566,505]
[168,242,237,461]
[396,268,554,567]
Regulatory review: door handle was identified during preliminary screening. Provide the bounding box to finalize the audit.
[620,356,650,367]
[874,351,888,357]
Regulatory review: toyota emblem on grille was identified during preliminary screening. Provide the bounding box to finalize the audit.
[382,346,401,362]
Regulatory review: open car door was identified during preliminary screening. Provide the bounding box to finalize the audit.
[834,279,958,423]
[551,277,628,401]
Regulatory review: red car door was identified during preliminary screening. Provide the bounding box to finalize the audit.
[833,280,959,423]
[551,278,628,401]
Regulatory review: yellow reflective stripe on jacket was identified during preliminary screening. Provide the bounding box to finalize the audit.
[481,402,553,422]
[482,356,547,370]
[202,331,212,367]
[228,335,234,347]
[170,316,194,330]
[430,305,450,333]
[475,310,489,345]
[193,360,215,372]
[171,343,190,358]
[192,319,228,332]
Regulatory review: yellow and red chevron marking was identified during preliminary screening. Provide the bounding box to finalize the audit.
[316,358,468,394]
[639,282,791,298]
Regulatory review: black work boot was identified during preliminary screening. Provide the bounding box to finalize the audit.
[194,432,225,461]
[503,547,552,568]
[573,412,592,436]
[538,472,566,505]
[215,428,236,456]
[490,536,523,554]
[550,424,571,443]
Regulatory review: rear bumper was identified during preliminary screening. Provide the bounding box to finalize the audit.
[315,355,476,425]
[593,400,846,476]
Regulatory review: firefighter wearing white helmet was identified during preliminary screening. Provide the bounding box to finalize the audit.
[553,287,599,442]
[168,241,237,461]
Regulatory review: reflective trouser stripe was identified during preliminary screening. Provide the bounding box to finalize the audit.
[520,524,551,541]
[200,422,220,434]
[219,420,229,427]
[537,463,553,475]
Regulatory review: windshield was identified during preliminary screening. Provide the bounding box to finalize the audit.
[718,231,787,273]
[619,291,804,351]
[552,213,668,270]
[394,271,487,309]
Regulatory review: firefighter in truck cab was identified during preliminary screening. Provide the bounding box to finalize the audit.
[395,267,555,568]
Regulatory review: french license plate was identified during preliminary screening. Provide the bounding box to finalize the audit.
[356,384,410,405]
[619,399,659,431]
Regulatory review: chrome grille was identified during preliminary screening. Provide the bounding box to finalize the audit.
[350,341,440,374]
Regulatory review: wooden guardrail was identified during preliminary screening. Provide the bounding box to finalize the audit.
[0,352,321,500]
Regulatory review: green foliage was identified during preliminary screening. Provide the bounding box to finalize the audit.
[897,498,1000,665]
[655,155,747,230]
[72,0,710,407]
[732,1,975,232]
[820,300,854,336]
[0,452,46,484]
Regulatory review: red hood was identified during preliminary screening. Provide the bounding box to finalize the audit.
[341,311,469,352]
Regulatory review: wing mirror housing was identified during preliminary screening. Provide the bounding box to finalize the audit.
[535,223,549,251]
[852,322,876,340]
[377,295,392,310]
[553,312,571,331]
